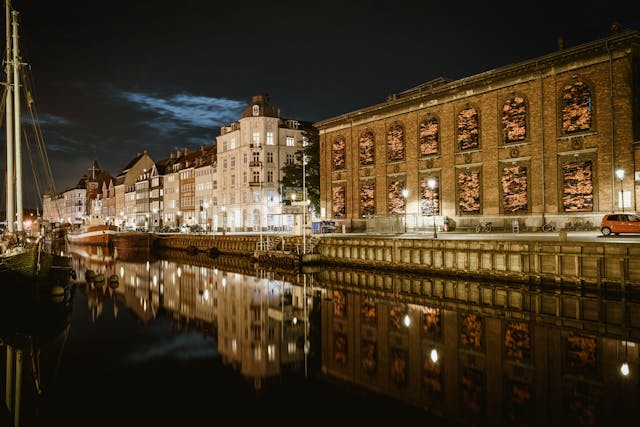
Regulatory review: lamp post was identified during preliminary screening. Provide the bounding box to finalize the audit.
[303,154,308,254]
[616,169,625,213]
[428,178,437,238]
[401,188,409,233]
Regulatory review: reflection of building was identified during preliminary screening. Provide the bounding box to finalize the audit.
[216,269,308,389]
[316,29,640,231]
[70,252,310,389]
[319,268,639,426]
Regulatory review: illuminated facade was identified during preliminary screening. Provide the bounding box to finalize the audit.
[315,30,640,231]
[214,94,307,232]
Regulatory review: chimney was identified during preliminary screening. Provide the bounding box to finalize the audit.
[184,147,189,155]
[611,20,620,34]
[557,36,564,51]
[170,152,174,159]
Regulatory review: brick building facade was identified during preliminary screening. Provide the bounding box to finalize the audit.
[315,30,640,231]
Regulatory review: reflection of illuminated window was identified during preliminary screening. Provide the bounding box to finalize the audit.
[232,339,237,353]
[288,341,297,355]
[254,345,262,361]
[268,344,276,361]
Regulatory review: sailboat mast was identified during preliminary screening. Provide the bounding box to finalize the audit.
[12,9,22,231]
[5,0,14,233]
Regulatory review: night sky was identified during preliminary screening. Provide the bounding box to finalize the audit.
[2,0,639,207]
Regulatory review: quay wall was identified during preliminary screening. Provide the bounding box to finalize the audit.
[151,233,310,257]
[317,236,640,288]
[150,233,640,287]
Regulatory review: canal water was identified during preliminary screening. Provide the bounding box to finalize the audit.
[1,243,638,426]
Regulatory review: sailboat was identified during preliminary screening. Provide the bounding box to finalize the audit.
[0,0,74,292]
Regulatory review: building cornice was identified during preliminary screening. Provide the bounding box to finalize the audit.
[315,30,639,132]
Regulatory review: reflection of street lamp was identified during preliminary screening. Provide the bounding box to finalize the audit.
[616,169,625,212]
[428,178,437,239]
[177,210,182,229]
[203,201,209,231]
[401,188,409,233]
[152,208,158,230]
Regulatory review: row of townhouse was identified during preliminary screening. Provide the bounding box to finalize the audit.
[43,94,308,232]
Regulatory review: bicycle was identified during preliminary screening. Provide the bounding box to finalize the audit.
[475,221,492,233]
[541,221,557,232]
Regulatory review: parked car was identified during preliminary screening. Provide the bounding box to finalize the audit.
[600,213,640,236]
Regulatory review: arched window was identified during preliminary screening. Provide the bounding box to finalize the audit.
[457,107,479,151]
[332,136,346,170]
[562,81,592,133]
[387,123,405,161]
[502,97,527,143]
[419,116,439,156]
[359,131,375,166]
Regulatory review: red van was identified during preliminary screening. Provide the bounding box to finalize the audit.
[600,213,640,236]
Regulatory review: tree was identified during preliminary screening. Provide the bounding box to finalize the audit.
[280,123,320,217]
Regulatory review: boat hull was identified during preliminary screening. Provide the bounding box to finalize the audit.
[0,244,73,295]
[67,225,118,246]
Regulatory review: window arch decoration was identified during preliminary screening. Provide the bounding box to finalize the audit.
[457,107,479,151]
[359,130,375,166]
[502,96,527,143]
[387,122,405,161]
[561,80,592,133]
[419,115,440,156]
[332,135,346,170]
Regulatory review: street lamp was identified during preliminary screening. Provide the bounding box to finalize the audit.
[428,178,437,238]
[616,168,625,212]
[401,188,409,233]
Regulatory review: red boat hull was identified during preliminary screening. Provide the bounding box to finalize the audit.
[67,225,118,246]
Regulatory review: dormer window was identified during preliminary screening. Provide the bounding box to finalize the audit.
[252,105,259,116]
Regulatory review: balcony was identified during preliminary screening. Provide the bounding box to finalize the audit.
[249,181,262,187]
[249,143,262,149]
[249,161,262,167]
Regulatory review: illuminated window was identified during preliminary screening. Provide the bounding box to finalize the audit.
[502,97,527,143]
[286,136,295,147]
[457,107,479,151]
[266,132,274,145]
[387,123,405,161]
[562,81,592,133]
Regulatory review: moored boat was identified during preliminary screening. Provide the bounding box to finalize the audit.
[67,213,118,246]
[0,0,73,292]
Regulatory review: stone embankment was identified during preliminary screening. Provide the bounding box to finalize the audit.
[317,236,640,289]
[150,233,640,289]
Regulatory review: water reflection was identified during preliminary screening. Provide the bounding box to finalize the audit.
[23,243,639,426]
[319,267,639,426]
[0,279,74,426]
[69,244,313,391]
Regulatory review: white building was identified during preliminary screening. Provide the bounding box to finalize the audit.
[214,94,306,232]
